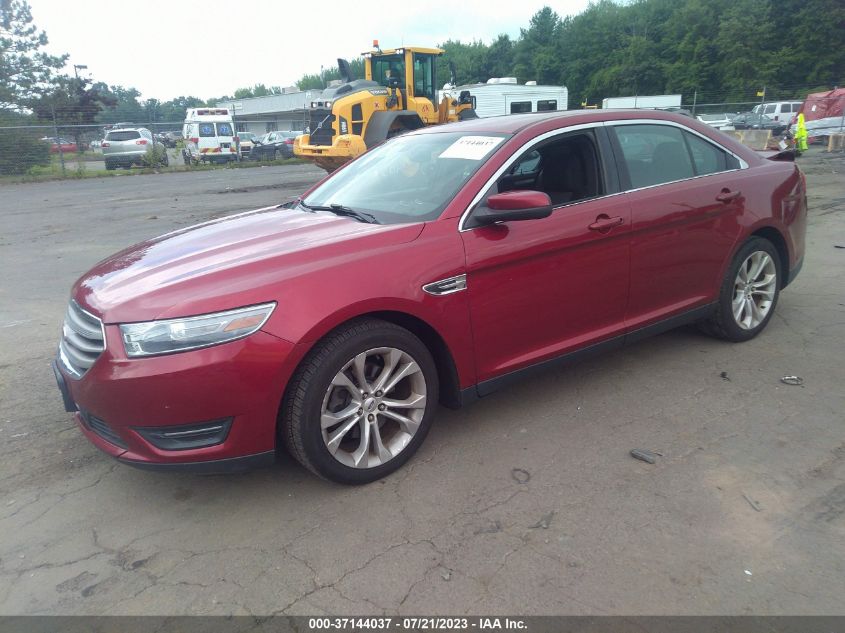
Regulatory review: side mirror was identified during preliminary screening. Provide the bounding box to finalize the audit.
[472,190,553,226]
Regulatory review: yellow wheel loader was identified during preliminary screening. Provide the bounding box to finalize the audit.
[294,44,477,172]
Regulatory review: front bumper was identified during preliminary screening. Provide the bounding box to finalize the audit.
[55,327,299,471]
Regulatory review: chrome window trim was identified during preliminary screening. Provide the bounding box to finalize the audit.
[457,118,750,233]
[609,118,750,170]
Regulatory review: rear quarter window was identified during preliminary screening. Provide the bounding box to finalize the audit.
[217,122,233,136]
[683,131,739,175]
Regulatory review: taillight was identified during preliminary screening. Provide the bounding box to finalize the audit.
[189,137,199,144]
[101,142,110,148]
[284,138,294,144]
[136,139,148,145]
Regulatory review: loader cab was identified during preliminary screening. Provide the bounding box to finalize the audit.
[365,47,439,103]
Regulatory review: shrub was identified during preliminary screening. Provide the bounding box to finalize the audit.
[140,144,168,167]
[0,132,51,175]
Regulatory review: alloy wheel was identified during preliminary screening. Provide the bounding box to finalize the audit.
[320,347,427,469]
[732,251,777,330]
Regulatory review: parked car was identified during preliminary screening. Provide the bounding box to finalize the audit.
[101,127,166,169]
[236,131,257,158]
[54,110,806,482]
[696,113,734,129]
[159,131,183,148]
[42,137,78,153]
[249,131,300,160]
[728,112,788,135]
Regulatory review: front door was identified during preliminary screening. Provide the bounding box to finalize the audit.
[460,127,631,386]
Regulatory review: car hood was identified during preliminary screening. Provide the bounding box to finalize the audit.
[74,206,424,323]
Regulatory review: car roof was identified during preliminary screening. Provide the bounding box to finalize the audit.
[411,108,701,136]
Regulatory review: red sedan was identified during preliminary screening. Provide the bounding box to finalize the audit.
[42,137,79,153]
[54,110,806,483]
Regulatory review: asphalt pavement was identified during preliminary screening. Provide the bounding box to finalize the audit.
[0,153,843,615]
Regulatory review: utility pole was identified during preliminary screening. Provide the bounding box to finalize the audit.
[51,104,65,176]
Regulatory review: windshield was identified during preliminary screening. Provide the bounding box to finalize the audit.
[302,131,509,224]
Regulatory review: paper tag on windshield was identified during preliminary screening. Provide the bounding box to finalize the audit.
[439,136,504,160]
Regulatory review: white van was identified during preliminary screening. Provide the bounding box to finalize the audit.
[182,108,238,164]
[752,101,803,123]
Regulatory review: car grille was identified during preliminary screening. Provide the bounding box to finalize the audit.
[81,410,127,449]
[309,108,335,146]
[58,300,105,378]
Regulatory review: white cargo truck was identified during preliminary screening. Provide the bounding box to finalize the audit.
[602,94,682,109]
[441,78,568,118]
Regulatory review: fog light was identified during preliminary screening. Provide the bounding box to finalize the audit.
[134,418,233,451]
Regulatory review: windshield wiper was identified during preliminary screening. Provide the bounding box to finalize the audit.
[299,201,379,224]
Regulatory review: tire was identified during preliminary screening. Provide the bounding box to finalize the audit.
[281,318,439,484]
[104,160,115,171]
[701,237,782,342]
[160,153,169,167]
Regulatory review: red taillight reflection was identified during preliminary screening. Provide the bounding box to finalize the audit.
[136,139,148,145]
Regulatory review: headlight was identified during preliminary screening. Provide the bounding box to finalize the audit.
[120,303,276,357]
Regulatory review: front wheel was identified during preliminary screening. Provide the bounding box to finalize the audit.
[281,319,439,484]
[702,237,781,342]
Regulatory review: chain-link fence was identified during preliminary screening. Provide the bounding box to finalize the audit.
[0,118,310,178]
[2,89,843,178]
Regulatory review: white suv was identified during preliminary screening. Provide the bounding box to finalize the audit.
[102,128,167,170]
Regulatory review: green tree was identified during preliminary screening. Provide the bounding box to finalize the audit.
[30,75,116,149]
[0,0,67,109]
[513,7,562,83]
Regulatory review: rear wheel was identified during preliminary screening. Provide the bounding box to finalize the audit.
[702,237,781,342]
[281,319,439,484]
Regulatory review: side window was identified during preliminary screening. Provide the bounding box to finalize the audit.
[512,150,541,175]
[537,100,557,111]
[199,123,215,137]
[764,104,776,114]
[612,124,694,189]
[510,101,532,114]
[495,131,603,206]
[683,131,731,175]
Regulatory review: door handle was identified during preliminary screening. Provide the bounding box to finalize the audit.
[588,215,624,232]
[716,189,741,203]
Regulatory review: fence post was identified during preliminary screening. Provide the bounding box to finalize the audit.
[51,105,65,176]
[692,90,697,116]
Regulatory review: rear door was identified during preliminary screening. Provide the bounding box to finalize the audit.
[215,120,236,158]
[197,121,218,155]
[608,122,746,331]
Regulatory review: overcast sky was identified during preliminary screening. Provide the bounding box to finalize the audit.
[29,0,592,101]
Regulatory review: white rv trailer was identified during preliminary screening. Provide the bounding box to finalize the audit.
[601,94,682,109]
[441,78,568,118]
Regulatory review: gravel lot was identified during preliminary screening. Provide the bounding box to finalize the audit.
[0,153,843,615]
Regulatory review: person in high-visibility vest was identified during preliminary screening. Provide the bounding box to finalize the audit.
[795,112,809,152]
